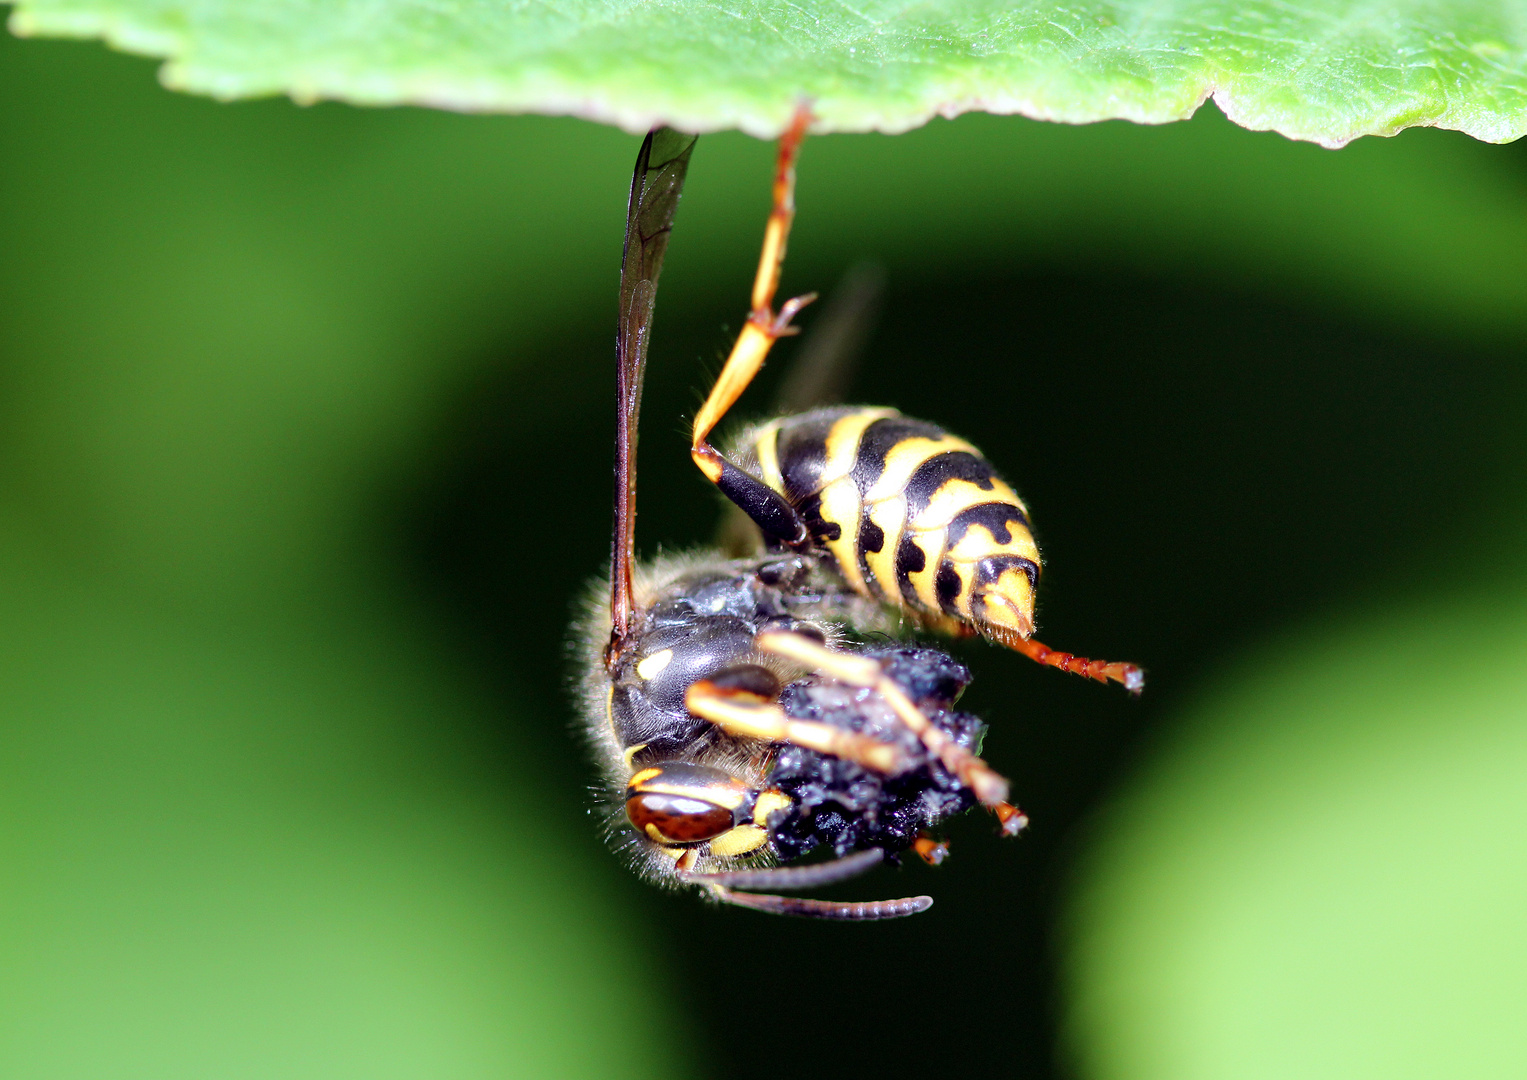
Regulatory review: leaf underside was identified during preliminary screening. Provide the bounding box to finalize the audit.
[9,0,1527,147]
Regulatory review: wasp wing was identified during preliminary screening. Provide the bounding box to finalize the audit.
[772,260,886,415]
[610,128,698,647]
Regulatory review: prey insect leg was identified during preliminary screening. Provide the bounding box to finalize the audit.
[755,629,1012,807]
[690,104,817,548]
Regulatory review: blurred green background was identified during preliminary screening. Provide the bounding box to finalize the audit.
[1,25,1524,1080]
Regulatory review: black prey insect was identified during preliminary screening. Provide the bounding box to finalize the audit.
[575,107,1141,919]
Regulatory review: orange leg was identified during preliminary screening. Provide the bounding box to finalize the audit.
[992,801,1029,837]
[989,628,1145,693]
[913,834,950,865]
[689,105,819,546]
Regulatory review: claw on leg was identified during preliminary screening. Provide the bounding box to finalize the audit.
[913,834,950,865]
[993,802,1029,837]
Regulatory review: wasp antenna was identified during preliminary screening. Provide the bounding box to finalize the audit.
[709,887,932,920]
[679,847,883,892]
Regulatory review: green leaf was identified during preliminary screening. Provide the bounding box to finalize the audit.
[8,0,1527,146]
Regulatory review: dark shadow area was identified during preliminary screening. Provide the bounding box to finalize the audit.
[398,262,1519,1080]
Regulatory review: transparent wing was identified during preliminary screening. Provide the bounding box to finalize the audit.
[609,128,697,650]
[772,260,886,414]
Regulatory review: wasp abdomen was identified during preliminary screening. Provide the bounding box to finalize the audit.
[751,406,1042,641]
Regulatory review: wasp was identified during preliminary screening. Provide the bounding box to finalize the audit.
[575,108,1141,919]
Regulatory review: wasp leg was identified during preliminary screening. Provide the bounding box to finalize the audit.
[755,629,1011,807]
[990,631,1145,694]
[684,678,908,775]
[913,834,950,865]
[992,801,1029,837]
[690,104,817,549]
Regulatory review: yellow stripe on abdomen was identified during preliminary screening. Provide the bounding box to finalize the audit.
[752,419,785,494]
[817,474,867,595]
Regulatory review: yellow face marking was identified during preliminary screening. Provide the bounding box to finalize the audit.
[864,435,978,504]
[708,824,769,857]
[621,743,648,769]
[753,789,794,826]
[630,766,664,787]
[635,648,674,680]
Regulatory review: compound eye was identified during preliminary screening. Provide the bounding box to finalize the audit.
[626,792,734,844]
[625,762,751,845]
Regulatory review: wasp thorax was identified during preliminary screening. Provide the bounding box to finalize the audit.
[625,762,753,846]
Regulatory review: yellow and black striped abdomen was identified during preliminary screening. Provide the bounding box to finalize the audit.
[751,406,1042,642]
